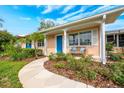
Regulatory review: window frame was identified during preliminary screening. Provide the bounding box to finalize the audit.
[37,40,44,47]
[79,31,92,46]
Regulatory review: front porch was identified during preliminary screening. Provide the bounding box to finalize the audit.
[42,7,124,64]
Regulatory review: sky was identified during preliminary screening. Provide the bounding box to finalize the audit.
[0,5,124,35]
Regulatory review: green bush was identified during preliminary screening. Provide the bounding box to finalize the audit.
[56,53,66,61]
[110,53,122,61]
[109,62,124,86]
[96,66,111,79]
[77,69,97,80]
[85,55,93,62]
[54,63,65,69]
[48,53,57,61]
[22,48,35,57]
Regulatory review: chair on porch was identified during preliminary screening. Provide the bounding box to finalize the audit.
[70,47,77,54]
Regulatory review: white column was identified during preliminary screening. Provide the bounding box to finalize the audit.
[44,35,47,56]
[100,15,106,64]
[117,34,119,47]
[63,29,67,54]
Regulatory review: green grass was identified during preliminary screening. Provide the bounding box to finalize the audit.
[0,60,28,88]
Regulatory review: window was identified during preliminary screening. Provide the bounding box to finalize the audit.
[119,34,124,47]
[37,40,44,47]
[69,33,78,45]
[80,31,91,45]
[106,35,117,46]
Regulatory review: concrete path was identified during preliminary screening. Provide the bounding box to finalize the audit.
[18,57,94,88]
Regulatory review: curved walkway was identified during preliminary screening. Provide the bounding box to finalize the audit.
[18,57,93,88]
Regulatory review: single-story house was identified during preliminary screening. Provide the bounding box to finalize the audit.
[106,29,124,53]
[19,7,124,64]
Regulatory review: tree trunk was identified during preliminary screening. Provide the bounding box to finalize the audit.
[34,41,38,59]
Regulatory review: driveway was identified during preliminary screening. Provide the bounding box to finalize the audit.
[18,57,93,88]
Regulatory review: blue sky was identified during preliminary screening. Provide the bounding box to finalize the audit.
[0,5,124,35]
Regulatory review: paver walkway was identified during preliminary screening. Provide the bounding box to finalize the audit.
[18,57,94,88]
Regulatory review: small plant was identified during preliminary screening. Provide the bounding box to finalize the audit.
[85,55,93,62]
[109,62,124,86]
[48,53,57,61]
[54,63,65,69]
[56,53,66,61]
[110,53,122,61]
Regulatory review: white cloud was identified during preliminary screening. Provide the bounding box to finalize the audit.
[60,6,92,20]
[20,17,31,21]
[41,5,62,14]
[61,5,76,14]
[65,5,118,22]
[106,19,124,31]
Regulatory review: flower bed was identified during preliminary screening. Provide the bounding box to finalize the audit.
[44,53,124,88]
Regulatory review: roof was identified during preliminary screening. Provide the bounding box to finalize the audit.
[106,29,124,35]
[39,7,124,34]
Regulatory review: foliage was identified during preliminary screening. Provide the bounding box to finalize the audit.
[48,53,57,61]
[110,53,122,61]
[85,55,93,62]
[106,42,114,56]
[0,31,14,51]
[39,19,56,30]
[109,62,124,86]
[56,53,67,61]
[29,32,44,58]
[0,60,28,88]
[4,44,37,61]
[54,63,65,69]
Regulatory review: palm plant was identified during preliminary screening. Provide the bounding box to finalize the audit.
[29,32,44,58]
[0,18,4,28]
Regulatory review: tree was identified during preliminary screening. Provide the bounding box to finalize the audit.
[39,19,56,31]
[0,31,14,51]
[29,32,44,58]
[0,18,4,28]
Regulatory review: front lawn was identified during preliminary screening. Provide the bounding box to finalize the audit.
[0,61,28,88]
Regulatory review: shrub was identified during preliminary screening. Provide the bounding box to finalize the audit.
[106,42,114,56]
[110,53,122,61]
[96,66,111,79]
[77,69,97,80]
[54,63,65,69]
[22,48,35,57]
[48,53,57,61]
[66,54,78,70]
[109,62,124,86]
[56,53,66,61]
[85,55,93,62]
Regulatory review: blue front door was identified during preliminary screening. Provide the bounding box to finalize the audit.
[56,35,63,53]
[26,42,31,48]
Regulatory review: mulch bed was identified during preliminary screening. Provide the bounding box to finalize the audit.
[44,61,120,88]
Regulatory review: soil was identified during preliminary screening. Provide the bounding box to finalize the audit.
[44,61,121,88]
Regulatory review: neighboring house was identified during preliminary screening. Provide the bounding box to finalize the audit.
[19,7,124,64]
[106,29,124,53]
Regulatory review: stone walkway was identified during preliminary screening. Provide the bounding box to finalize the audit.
[18,57,94,88]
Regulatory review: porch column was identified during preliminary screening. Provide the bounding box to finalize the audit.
[63,29,67,54]
[44,35,47,56]
[117,34,119,47]
[100,15,106,64]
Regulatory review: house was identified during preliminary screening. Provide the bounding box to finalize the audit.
[106,29,124,53]
[19,7,124,64]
